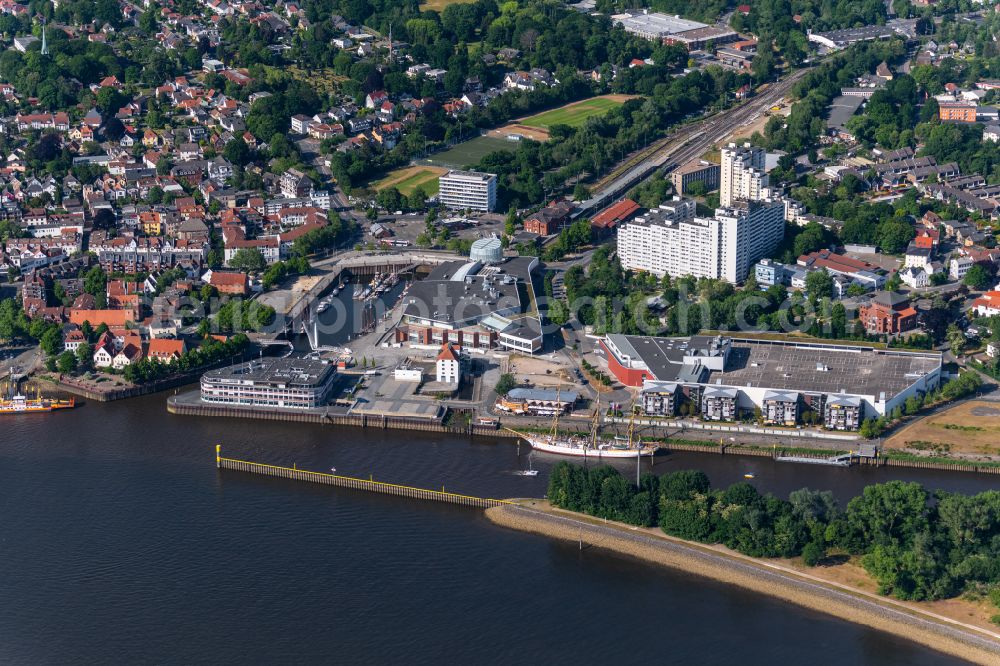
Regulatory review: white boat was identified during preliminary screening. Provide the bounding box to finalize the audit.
[513,453,540,476]
[524,433,656,459]
[317,302,329,313]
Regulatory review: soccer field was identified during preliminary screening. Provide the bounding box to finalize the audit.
[423,135,515,169]
[520,96,633,129]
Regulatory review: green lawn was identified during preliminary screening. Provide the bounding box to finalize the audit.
[392,169,442,196]
[423,135,515,169]
[374,166,446,196]
[520,97,629,129]
[419,0,475,11]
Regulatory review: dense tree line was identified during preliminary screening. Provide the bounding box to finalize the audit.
[549,463,1000,605]
[122,334,251,384]
[480,65,746,208]
[756,39,906,154]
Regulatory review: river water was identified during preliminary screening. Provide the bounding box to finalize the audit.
[1,392,992,664]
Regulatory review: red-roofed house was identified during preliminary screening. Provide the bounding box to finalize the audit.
[208,270,250,295]
[147,338,186,362]
[69,309,135,328]
[973,291,1000,318]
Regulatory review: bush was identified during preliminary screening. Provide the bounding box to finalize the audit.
[495,373,517,396]
[802,541,825,567]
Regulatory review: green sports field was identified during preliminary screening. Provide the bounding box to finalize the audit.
[374,166,447,196]
[520,96,633,129]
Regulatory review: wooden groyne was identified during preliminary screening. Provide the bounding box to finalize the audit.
[216,447,512,509]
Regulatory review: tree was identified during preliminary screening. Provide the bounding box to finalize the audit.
[805,269,833,301]
[876,219,915,255]
[76,342,93,371]
[103,117,125,141]
[40,326,62,357]
[57,351,77,374]
[92,209,116,232]
[228,248,267,273]
[963,264,991,291]
[223,136,253,166]
[32,134,61,162]
[495,373,517,396]
[845,481,930,550]
[946,324,965,358]
[802,540,825,566]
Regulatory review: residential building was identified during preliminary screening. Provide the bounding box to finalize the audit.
[973,291,1000,318]
[720,143,767,207]
[939,102,977,123]
[147,338,186,362]
[438,170,497,212]
[671,159,720,194]
[617,196,784,283]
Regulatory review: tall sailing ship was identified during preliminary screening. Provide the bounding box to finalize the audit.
[0,370,75,414]
[507,392,657,459]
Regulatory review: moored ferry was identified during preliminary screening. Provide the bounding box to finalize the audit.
[0,393,75,414]
[1,370,75,414]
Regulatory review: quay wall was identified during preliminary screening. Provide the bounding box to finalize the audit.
[174,399,1000,474]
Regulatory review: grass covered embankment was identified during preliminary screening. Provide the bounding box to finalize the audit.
[486,502,1000,665]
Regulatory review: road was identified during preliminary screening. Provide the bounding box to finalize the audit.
[575,67,812,218]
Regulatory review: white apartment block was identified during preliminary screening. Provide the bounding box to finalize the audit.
[438,170,497,212]
[618,196,784,283]
[720,142,768,207]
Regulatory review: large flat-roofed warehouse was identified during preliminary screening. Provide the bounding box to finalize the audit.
[601,334,941,429]
[394,256,545,353]
[613,12,736,49]
[200,357,337,409]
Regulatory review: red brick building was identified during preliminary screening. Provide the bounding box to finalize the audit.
[858,292,918,335]
[523,200,573,236]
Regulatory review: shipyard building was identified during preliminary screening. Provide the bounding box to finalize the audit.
[394,256,545,354]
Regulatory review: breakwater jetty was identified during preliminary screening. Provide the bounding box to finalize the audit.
[216,447,512,509]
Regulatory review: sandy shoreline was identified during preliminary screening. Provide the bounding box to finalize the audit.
[486,503,1000,665]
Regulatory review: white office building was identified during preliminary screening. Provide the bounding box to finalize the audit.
[438,170,497,212]
[720,143,769,207]
[617,196,784,283]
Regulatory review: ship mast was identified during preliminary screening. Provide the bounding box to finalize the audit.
[590,394,600,451]
[551,387,560,439]
[627,395,637,449]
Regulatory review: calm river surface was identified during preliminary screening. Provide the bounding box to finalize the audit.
[1,392,991,664]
